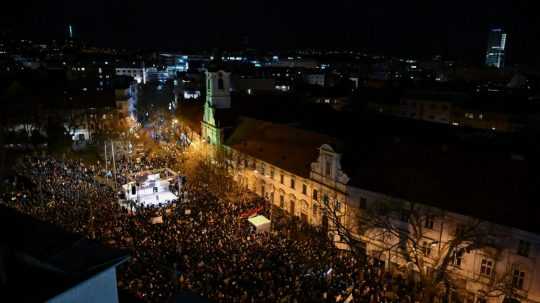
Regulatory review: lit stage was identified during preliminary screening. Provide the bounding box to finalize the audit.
[122,168,181,208]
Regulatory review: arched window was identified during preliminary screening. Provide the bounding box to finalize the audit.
[218,77,224,90]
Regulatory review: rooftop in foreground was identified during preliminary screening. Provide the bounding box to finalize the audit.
[0,205,130,302]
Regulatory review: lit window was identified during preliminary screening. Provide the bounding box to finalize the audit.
[480,258,493,276]
[512,267,525,289]
[451,249,464,267]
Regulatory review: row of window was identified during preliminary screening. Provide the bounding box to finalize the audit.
[400,101,450,111]
[410,215,533,258]
[277,192,324,219]
[245,157,353,213]
[117,68,142,72]
[117,70,141,75]
[422,246,527,289]
[242,154,532,291]
[243,156,371,213]
[478,257,526,289]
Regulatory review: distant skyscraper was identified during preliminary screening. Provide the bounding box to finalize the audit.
[68,24,73,39]
[485,28,507,69]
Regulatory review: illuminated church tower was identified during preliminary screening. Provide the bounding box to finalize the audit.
[201,69,231,145]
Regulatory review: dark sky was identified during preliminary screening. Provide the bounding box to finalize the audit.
[2,0,539,64]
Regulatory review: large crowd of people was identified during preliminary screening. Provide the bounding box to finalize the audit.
[1,150,416,302]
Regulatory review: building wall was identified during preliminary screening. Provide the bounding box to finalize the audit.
[399,98,452,124]
[450,108,513,132]
[206,71,231,109]
[380,98,517,132]
[116,68,146,84]
[47,267,120,303]
[349,188,540,303]
[188,71,539,303]
[304,74,326,87]
[222,143,540,303]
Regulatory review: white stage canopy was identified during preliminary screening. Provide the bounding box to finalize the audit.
[122,168,181,208]
[247,215,271,233]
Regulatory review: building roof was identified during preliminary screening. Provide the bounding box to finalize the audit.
[225,117,336,178]
[214,107,239,128]
[179,93,539,235]
[340,139,537,233]
[0,205,130,302]
[229,115,539,234]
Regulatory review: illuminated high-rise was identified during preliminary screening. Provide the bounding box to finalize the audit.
[485,28,507,69]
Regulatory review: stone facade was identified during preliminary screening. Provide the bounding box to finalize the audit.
[182,71,540,303]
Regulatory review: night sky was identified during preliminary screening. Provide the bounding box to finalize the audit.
[1,0,539,64]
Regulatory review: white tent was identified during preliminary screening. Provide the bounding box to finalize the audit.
[247,215,271,233]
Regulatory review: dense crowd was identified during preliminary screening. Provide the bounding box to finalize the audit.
[1,152,416,303]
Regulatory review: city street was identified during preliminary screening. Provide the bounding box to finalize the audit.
[1,127,392,302]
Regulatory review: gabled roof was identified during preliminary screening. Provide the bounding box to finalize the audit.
[225,117,336,178]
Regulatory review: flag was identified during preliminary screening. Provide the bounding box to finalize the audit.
[239,206,263,218]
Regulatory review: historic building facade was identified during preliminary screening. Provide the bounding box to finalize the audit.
[180,70,540,303]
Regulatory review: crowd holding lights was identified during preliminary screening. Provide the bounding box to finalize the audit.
[2,139,420,302]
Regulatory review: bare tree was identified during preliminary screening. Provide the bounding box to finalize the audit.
[474,248,521,303]
[324,195,518,302]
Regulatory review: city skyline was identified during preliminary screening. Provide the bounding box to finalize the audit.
[1,0,539,65]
